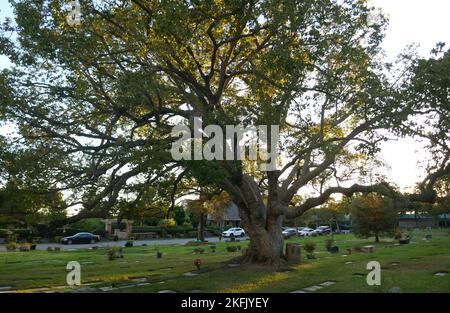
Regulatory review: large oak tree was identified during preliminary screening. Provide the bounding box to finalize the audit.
[0,0,448,265]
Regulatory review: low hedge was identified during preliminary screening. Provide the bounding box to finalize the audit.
[132,226,196,237]
[132,226,165,234]
[0,225,224,241]
[0,229,34,241]
[49,228,107,237]
[205,227,223,236]
[131,225,222,238]
[187,231,198,238]
[50,228,86,237]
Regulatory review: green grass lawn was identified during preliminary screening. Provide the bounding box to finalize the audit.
[0,229,449,293]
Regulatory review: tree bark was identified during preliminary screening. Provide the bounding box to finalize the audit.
[197,212,205,242]
[224,174,286,266]
[335,220,340,233]
[241,216,285,266]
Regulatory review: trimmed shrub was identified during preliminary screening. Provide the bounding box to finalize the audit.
[19,243,31,252]
[7,234,17,244]
[6,242,18,251]
[303,242,316,259]
[329,246,339,253]
[107,247,123,260]
[185,241,209,246]
[157,218,176,228]
[124,240,134,247]
[187,231,198,238]
[325,238,334,251]
[53,236,62,243]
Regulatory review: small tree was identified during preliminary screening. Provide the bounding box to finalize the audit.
[351,193,398,242]
[187,191,230,242]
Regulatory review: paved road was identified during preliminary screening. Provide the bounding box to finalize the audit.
[0,236,250,252]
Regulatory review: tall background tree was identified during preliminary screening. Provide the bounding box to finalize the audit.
[0,0,448,265]
[186,189,229,241]
[350,193,397,242]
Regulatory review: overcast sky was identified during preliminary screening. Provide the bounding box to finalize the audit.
[0,0,449,192]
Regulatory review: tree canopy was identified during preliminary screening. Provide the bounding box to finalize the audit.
[350,193,397,242]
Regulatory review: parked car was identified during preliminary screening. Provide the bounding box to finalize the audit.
[312,226,332,235]
[298,228,315,236]
[222,227,245,238]
[282,228,298,238]
[61,232,100,244]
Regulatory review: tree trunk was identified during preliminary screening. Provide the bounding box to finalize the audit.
[242,221,284,265]
[197,212,205,242]
[237,206,285,266]
[375,233,379,243]
[225,175,286,266]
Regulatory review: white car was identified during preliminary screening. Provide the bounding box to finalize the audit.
[222,227,246,238]
[298,228,315,236]
[282,228,298,238]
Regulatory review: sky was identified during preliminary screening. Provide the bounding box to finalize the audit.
[0,0,449,192]
[0,1,13,69]
[369,0,450,191]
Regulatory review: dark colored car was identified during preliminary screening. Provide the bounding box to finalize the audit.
[312,226,332,235]
[61,232,100,244]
